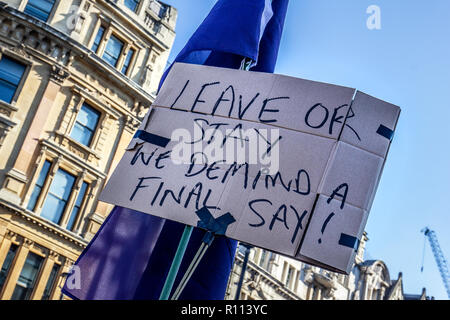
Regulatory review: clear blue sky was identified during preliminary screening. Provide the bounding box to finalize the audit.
[162,0,450,299]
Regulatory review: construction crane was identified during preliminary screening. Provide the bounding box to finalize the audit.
[421,227,450,298]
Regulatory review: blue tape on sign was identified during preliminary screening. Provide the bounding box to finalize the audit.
[339,233,359,251]
[196,207,236,236]
[196,207,217,231]
[134,130,170,148]
[376,124,395,141]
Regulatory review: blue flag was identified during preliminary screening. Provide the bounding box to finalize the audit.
[63,0,289,300]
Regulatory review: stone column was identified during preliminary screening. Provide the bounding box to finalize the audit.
[97,27,113,57]
[0,231,13,271]
[91,113,110,152]
[0,239,33,300]
[0,219,8,247]
[117,43,131,72]
[17,0,28,11]
[2,66,69,204]
[361,271,370,300]
[312,286,321,300]
[380,286,386,300]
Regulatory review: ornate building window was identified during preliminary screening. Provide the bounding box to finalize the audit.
[26,158,92,232]
[40,168,76,224]
[24,0,56,22]
[0,56,26,104]
[285,265,294,289]
[0,244,18,292]
[102,34,124,67]
[89,22,139,77]
[259,250,267,268]
[10,252,43,300]
[124,0,140,12]
[70,103,100,147]
[258,250,273,271]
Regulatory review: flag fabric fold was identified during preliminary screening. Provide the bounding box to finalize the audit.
[63,0,289,300]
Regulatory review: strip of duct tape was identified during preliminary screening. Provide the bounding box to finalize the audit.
[339,233,360,251]
[134,130,171,148]
[196,207,236,236]
[376,124,395,141]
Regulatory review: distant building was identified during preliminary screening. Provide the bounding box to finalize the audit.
[225,233,429,300]
[0,0,176,299]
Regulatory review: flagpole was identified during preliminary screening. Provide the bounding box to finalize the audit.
[234,243,252,300]
[159,225,193,300]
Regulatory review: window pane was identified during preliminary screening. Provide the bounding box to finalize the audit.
[42,264,59,300]
[259,250,267,267]
[0,58,25,85]
[0,57,26,103]
[0,244,18,292]
[11,252,43,300]
[286,267,294,287]
[102,35,124,67]
[27,185,43,212]
[41,169,76,224]
[124,0,139,12]
[36,160,51,186]
[77,105,100,130]
[70,122,93,146]
[41,194,66,224]
[67,182,88,231]
[70,104,100,146]
[49,170,76,200]
[121,49,135,74]
[0,81,17,104]
[27,160,51,211]
[24,0,56,22]
[91,26,105,53]
[67,207,80,231]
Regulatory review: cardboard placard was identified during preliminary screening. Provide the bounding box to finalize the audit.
[99,63,400,273]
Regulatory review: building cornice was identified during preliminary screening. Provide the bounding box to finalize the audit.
[41,139,108,180]
[101,0,174,51]
[0,199,88,249]
[0,4,156,106]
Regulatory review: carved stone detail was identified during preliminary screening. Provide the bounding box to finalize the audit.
[5,230,16,239]
[23,238,34,248]
[124,115,140,132]
[50,65,70,84]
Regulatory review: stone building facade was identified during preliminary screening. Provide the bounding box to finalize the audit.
[0,0,176,300]
[225,233,429,300]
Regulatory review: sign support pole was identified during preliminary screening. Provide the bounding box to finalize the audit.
[159,225,193,300]
[170,232,215,300]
